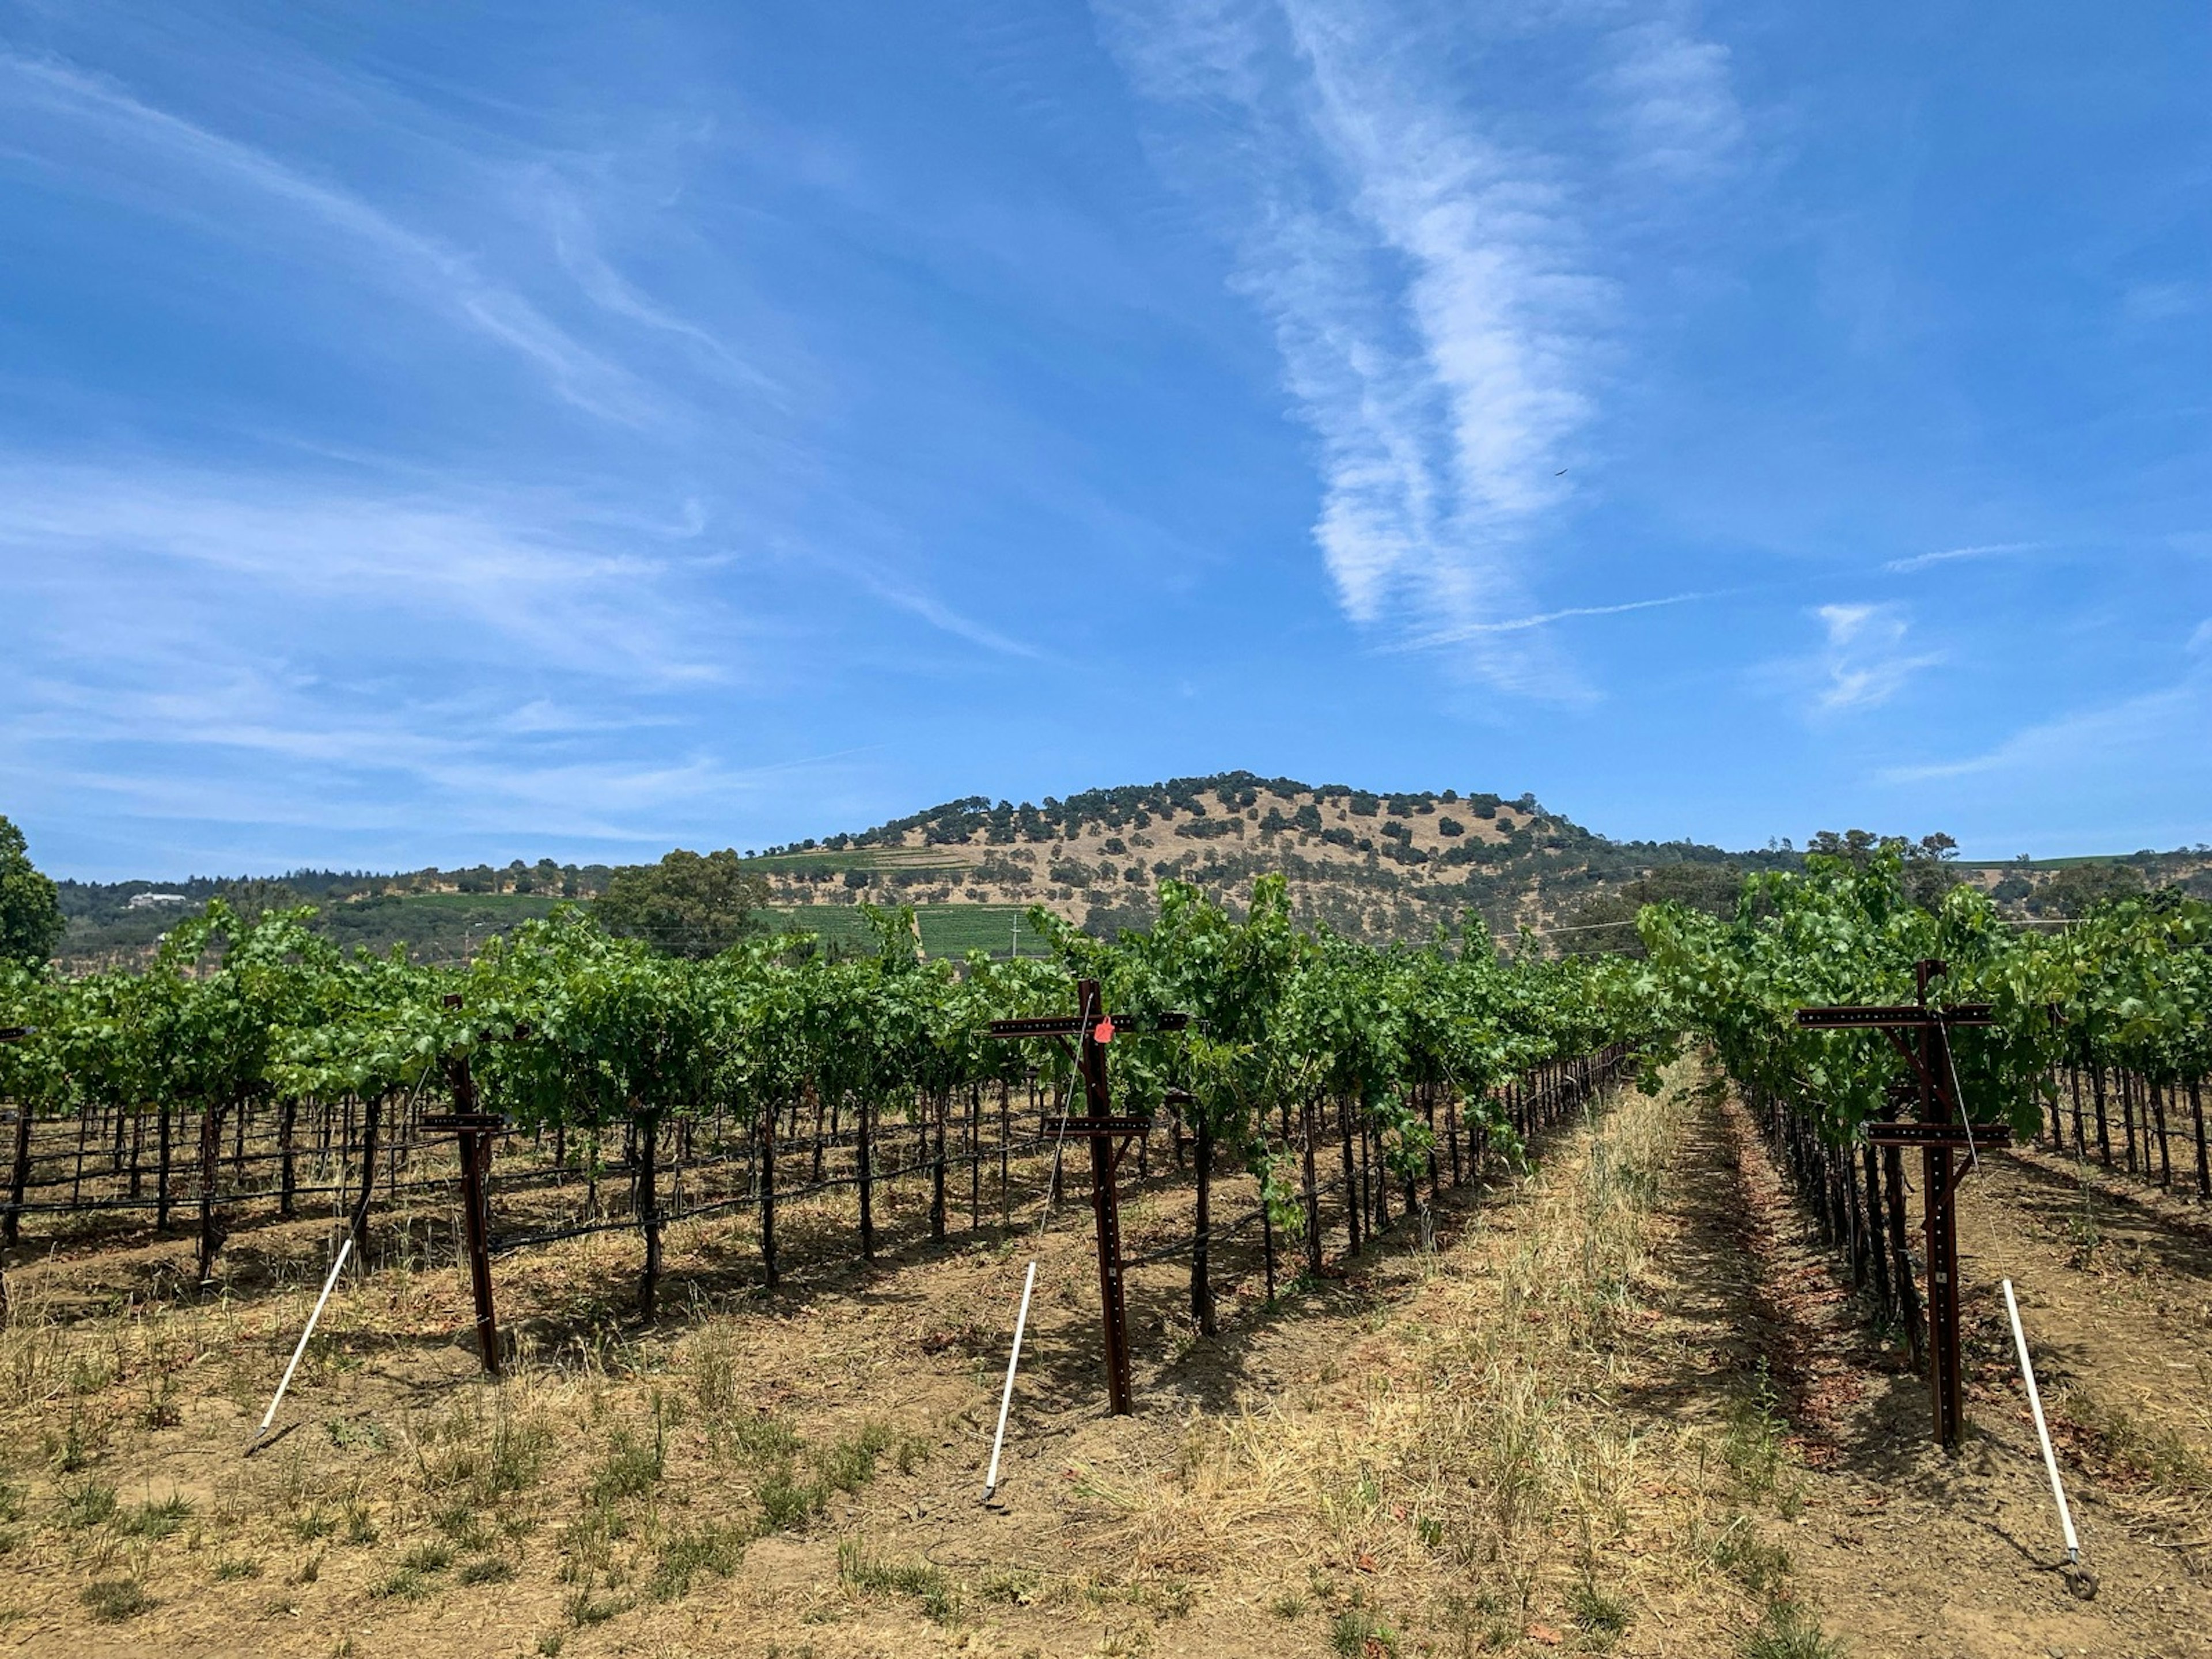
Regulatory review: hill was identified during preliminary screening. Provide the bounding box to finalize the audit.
[50,770,2211,968]
[52,772,1789,965]
[743,771,1796,945]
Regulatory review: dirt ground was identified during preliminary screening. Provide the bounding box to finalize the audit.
[1706,1097,2211,1659]
[2,1066,2208,1658]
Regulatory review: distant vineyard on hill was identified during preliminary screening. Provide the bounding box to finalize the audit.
[50,770,2212,967]
[736,772,1800,945]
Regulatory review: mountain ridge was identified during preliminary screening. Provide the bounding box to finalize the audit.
[48,770,2210,967]
[54,771,1794,963]
[744,770,1798,944]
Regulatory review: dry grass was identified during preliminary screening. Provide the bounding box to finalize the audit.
[1011,1064,1833,1653]
[0,1206,942,1652]
[0,1065,1855,1656]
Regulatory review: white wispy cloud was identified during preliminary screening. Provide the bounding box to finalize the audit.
[0,463,723,684]
[1599,17,1743,180]
[1880,665,2211,787]
[1096,0,1741,692]
[1883,540,2039,574]
[2122,281,2205,324]
[862,584,1043,661]
[0,635,872,849]
[18,744,808,846]
[1809,602,1940,713]
[0,50,657,423]
[0,454,942,854]
[1398,588,1717,646]
[528,168,779,395]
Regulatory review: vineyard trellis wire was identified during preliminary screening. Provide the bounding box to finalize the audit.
[0,878,1657,1369]
[8,852,2203,1426]
[1641,847,2212,1413]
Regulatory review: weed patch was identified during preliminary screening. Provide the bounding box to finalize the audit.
[1569,1577,1630,1642]
[724,1412,800,1464]
[1722,1364,1790,1499]
[116,1492,191,1539]
[978,1566,1040,1605]
[372,1566,431,1600]
[563,1579,629,1627]
[1742,1599,1845,1658]
[290,1506,335,1541]
[650,1522,748,1600]
[59,1480,118,1530]
[588,1406,669,1505]
[753,1420,898,1533]
[2059,1389,2212,1494]
[79,1578,152,1622]
[839,1540,961,1624]
[1708,1519,1791,1596]
[1328,1607,1400,1658]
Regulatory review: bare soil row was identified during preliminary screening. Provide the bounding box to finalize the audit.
[2,1065,2208,1656]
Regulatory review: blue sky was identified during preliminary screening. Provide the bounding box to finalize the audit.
[2,1,2206,880]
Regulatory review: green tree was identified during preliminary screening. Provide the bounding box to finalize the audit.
[1562,862,1745,957]
[1899,832,1963,910]
[212,876,305,926]
[2033,861,2148,918]
[594,849,770,958]
[0,816,63,966]
[1805,830,1961,911]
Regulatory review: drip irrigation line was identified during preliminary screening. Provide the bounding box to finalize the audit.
[1122,1176,1348,1267]
[491,1131,1074,1255]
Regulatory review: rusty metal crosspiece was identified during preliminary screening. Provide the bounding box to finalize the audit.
[421,994,505,1376]
[987,979,1188,1416]
[1797,958,2009,1449]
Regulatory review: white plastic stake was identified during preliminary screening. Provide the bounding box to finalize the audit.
[248,1236,353,1455]
[2002,1277,2080,1564]
[982,1260,1038,1501]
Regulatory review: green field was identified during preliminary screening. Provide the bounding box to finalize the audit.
[1955,855,2157,870]
[340,896,1048,962]
[317,892,565,959]
[741,846,971,874]
[763,903,1051,957]
[336,892,567,917]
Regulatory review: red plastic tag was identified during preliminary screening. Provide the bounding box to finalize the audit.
[1093,1018,1114,1044]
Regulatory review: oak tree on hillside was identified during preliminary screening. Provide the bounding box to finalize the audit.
[0,815,63,966]
[2031,859,2149,918]
[1563,861,1746,957]
[593,848,769,957]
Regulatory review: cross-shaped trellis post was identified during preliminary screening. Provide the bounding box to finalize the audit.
[419,994,506,1376]
[1797,959,2010,1448]
[988,978,1187,1416]
[0,1025,29,1325]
